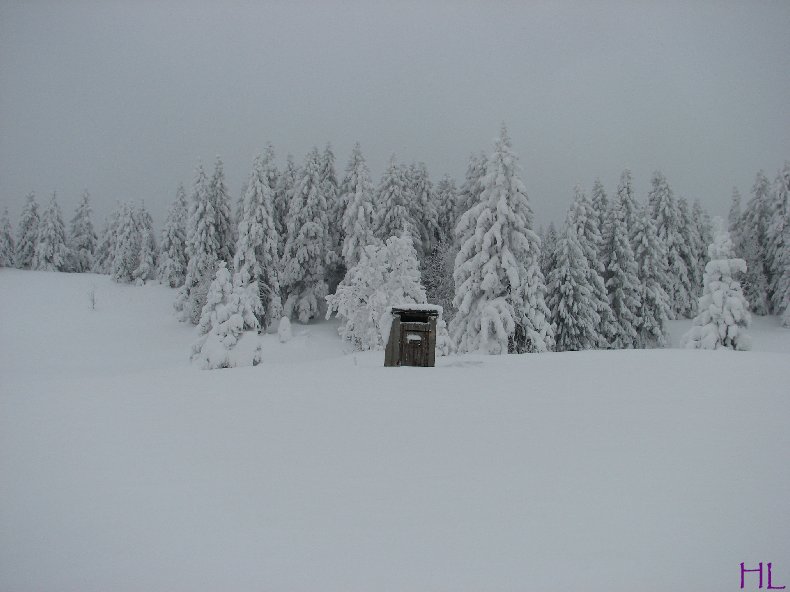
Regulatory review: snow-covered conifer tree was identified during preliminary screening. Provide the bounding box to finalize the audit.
[408,161,440,256]
[376,155,419,244]
[132,227,157,285]
[321,143,345,292]
[450,126,553,354]
[14,193,39,269]
[454,152,487,225]
[766,162,790,321]
[175,163,220,324]
[93,205,120,274]
[110,202,141,283]
[191,262,262,369]
[422,238,455,320]
[281,147,330,322]
[158,185,188,288]
[617,170,639,240]
[0,208,15,267]
[233,153,282,331]
[603,199,641,348]
[33,192,69,271]
[435,174,459,244]
[738,172,772,314]
[209,156,234,264]
[326,232,427,350]
[339,143,378,268]
[548,216,600,352]
[274,154,297,258]
[728,187,742,242]
[591,178,610,260]
[569,186,617,347]
[540,221,558,280]
[67,191,97,272]
[677,195,702,315]
[631,205,671,348]
[648,171,691,318]
[682,221,751,349]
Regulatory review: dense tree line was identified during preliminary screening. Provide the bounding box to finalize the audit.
[3,132,788,362]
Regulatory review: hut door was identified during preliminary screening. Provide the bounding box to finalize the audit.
[400,323,429,367]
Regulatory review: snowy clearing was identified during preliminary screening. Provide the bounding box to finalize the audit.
[1,269,789,591]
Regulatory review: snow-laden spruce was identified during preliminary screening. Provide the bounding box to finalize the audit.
[766,162,790,323]
[548,215,600,352]
[677,195,703,314]
[339,143,378,269]
[682,221,751,350]
[435,174,459,245]
[454,152,486,228]
[321,143,345,291]
[14,193,39,269]
[407,161,440,256]
[375,155,420,245]
[191,262,262,369]
[111,202,152,283]
[539,221,558,281]
[569,186,616,348]
[281,147,330,322]
[422,238,456,321]
[67,191,97,273]
[631,205,671,348]
[0,208,15,267]
[737,171,772,314]
[209,156,234,265]
[649,171,692,318]
[274,154,296,259]
[603,196,641,349]
[616,170,639,241]
[175,163,220,324]
[591,178,610,262]
[326,232,427,351]
[450,126,553,354]
[157,185,188,288]
[93,205,120,274]
[233,153,282,331]
[33,192,69,272]
[728,187,742,243]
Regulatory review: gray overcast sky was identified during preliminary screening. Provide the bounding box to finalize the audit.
[1,0,789,230]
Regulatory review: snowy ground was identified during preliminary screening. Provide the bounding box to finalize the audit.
[1,269,789,592]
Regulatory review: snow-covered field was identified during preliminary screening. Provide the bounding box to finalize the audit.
[1,269,789,592]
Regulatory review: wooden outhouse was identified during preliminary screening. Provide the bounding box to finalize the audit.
[384,305,440,367]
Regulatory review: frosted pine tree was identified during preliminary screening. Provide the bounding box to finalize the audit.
[326,232,427,351]
[33,192,69,271]
[603,199,641,348]
[67,191,97,272]
[339,143,378,268]
[408,161,440,256]
[281,147,330,322]
[738,172,772,314]
[14,193,39,269]
[539,221,558,280]
[569,186,617,347]
[454,152,487,226]
[191,262,262,369]
[422,238,455,320]
[93,205,120,274]
[175,163,220,324]
[157,185,188,288]
[321,143,345,292]
[591,178,610,261]
[548,216,601,352]
[631,205,671,348]
[648,171,691,318]
[728,187,742,243]
[133,228,157,285]
[617,170,639,240]
[682,221,751,350]
[678,195,702,314]
[766,162,790,321]
[233,153,282,331]
[450,126,553,354]
[376,155,419,243]
[110,202,141,283]
[0,208,14,267]
[274,154,297,258]
[209,156,234,264]
[435,175,459,244]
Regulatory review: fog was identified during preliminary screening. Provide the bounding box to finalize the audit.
[1,0,788,228]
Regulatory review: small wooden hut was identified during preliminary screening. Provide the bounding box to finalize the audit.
[384,305,441,367]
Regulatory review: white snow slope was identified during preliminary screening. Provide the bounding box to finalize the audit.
[1,269,789,592]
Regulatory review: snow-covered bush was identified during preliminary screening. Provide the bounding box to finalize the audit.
[191,262,262,369]
[326,232,427,350]
[682,222,751,350]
